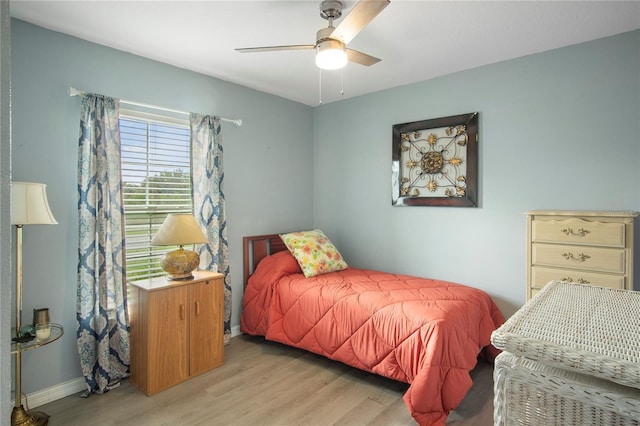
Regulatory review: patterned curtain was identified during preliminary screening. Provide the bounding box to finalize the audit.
[77,94,130,395]
[190,114,231,344]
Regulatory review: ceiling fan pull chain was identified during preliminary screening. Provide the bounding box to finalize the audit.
[318,68,323,105]
[341,68,344,96]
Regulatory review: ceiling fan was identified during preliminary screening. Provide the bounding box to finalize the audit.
[236,0,390,71]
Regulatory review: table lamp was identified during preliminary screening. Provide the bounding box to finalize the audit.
[151,214,208,280]
[11,182,58,426]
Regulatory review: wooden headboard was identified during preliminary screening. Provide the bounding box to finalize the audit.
[243,233,288,287]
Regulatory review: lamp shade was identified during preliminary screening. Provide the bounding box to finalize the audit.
[151,214,207,246]
[315,39,347,70]
[11,182,58,225]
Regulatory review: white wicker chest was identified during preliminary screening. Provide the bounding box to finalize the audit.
[491,281,640,425]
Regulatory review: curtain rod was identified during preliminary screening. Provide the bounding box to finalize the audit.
[68,87,242,127]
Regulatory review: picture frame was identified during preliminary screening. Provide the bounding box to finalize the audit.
[392,112,478,207]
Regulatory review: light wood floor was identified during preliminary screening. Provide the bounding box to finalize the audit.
[38,335,494,425]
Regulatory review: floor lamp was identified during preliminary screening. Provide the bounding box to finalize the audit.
[11,182,58,426]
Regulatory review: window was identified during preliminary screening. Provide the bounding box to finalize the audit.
[119,110,192,281]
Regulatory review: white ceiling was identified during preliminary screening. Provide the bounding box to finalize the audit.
[10,1,640,106]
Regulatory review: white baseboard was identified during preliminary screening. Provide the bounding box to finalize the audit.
[15,377,86,409]
[231,324,241,337]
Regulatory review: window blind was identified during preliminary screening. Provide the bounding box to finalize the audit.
[120,110,192,281]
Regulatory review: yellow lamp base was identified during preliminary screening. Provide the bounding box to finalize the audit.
[11,405,49,426]
[160,247,201,280]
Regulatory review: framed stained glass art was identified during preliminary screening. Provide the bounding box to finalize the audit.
[392,112,478,207]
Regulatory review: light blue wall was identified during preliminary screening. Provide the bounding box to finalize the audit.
[312,30,640,319]
[10,19,313,394]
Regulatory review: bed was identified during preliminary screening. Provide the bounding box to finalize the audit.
[240,232,505,425]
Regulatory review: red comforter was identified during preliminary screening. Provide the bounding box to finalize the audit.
[240,251,504,425]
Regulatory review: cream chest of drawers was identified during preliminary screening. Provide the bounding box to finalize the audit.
[526,210,637,300]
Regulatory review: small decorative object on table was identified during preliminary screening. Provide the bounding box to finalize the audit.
[33,307,51,340]
[35,323,51,341]
[12,325,35,343]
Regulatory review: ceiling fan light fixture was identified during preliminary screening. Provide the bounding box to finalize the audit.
[315,39,347,70]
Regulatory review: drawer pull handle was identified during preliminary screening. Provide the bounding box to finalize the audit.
[196,301,201,316]
[562,252,591,262]
[561,227,591,237]
[561,276,591,284]
[180,304,185,320]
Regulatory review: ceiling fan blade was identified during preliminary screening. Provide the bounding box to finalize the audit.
[331,0,390,44]
[346,48,381,66]
[236,45,315,53]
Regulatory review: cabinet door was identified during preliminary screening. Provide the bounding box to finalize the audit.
[189,278,224,376]
[147,285,189,393]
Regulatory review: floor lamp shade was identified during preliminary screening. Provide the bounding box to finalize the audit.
[151,214,208,280]
[11,182,58,225]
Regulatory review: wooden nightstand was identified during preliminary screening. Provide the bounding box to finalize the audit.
[128,270,224,395]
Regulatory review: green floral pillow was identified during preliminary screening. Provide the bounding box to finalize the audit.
[279,229,348,278]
